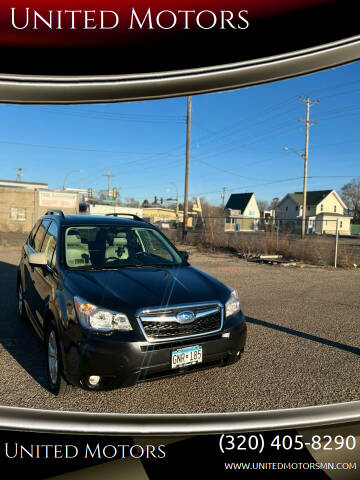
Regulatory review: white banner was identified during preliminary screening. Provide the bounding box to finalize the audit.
[39,191,77,209]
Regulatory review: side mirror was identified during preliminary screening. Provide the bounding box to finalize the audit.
[29,252,47,267]
[180,251,189,262]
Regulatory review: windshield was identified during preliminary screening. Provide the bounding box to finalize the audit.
[64,225,183,269]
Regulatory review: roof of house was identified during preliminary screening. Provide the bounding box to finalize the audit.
[225,193,254,212]
[288,190,333,206]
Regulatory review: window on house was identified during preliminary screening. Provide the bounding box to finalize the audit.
[334,205,337,212]
[10,207,26,221]
[340,221,343,228]
[286,207,288,211]
[321,204,323,212]
[296,206,298,211]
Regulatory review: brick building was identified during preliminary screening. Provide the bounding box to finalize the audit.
[0,180,78,234]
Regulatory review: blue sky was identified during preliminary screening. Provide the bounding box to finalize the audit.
[1,59,360,206]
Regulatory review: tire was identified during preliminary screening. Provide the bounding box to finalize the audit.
[45,319,73,396]
[17,279,28,323]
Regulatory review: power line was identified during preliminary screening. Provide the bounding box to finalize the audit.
[186,174,357,199]
[190,97,299,153]
[13,105,186,124]
[193,121,301,162]
[0,139,184,156]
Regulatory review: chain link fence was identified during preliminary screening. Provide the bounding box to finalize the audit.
[0,209,359,268]
[163,216,360,268]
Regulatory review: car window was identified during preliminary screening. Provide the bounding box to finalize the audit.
[33,219,51,252]
[28,220,41,248]
[41,221,58,267]
[137,229,173,262]
[64,225,182,269]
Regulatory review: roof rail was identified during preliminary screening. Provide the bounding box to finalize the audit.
[105,213,145,222]
[45,209,65,218]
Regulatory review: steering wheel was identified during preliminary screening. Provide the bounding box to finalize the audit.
[135,251,149,257]
[104,256,120,263]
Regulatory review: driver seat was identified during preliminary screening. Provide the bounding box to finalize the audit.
[105,237,129,260]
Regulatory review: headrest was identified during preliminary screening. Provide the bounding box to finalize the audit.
[66,235,82,245]
[113,237,127,246]
[68,229,81,236]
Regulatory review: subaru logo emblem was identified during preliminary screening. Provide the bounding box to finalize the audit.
[176,310,195,324]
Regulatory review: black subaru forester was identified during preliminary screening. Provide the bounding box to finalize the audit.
[17,210,247,395]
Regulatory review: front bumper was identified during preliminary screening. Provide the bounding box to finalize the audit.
[63,311,247,390]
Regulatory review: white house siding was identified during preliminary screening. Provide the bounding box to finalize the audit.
[315,192,345,216]
[277,196,299,219]
[317,215,351,235]
[243,194,260,217]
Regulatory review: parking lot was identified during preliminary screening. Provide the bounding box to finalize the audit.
[0,245,359,414]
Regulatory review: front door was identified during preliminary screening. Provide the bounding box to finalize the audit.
[31,221,58,333]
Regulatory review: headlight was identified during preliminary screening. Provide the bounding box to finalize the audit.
[225,289,240,318]
[74,297,132,332]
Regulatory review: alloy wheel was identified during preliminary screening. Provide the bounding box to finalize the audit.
[18,283,23,316]
[48,330,59,385]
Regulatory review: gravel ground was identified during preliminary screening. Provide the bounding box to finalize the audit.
[0,246,359,414]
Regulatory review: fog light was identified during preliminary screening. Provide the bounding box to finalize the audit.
[88,375,101,386]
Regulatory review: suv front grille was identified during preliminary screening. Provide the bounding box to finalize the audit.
[137,302,223,342]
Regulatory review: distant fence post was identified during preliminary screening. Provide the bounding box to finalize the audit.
[276,219,280,251]
[334,219,339,268]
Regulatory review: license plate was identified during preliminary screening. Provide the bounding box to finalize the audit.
[171,345,203,369]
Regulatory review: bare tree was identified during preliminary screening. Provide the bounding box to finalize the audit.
[270,197,280,210]
[125,198,140,208]
[341,178,360,223]
[193,197,222,217]
[257,200,269,213]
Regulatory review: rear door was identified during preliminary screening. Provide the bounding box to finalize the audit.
[22,218,41,305]
[25,219,50,330]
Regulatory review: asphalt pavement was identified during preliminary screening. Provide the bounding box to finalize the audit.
[0,246,359,413]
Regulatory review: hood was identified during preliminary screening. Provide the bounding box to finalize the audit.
[64,265,230,314]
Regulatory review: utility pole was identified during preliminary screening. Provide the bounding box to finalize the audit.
[103,168,114,200]
[299,97,319,238]
[183,96,192,241]
[221,187,227,209]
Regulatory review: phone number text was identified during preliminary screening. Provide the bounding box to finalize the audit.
[219,434,357,454]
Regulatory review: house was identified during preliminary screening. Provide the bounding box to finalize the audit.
[142,207,194,228]
[224,193,260,231]
[277,189,351,235]
[87,203,143,218]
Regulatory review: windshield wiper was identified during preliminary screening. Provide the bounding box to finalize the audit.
[117,263,179,268]
[72,264,180,270]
